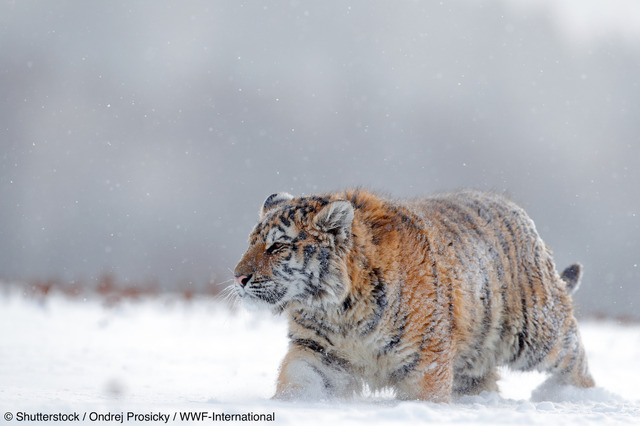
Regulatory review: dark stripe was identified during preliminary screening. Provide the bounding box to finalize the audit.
[480,204,513,345]
[317,248,331,280]
[418,208,453,331]
[365,213,397,246]
[281,264,294,277]
[302,245,317,269]
[521,272,539,366]
[389,353,421,382]
[478,269,493,350]
[272,285,288,303]
[292,338,351,370]
[448,200,494,346]
[384,286,406,347]
[291,231,308,243]
[557,328,579,376]
[425,236,443,326]
[527,248,556,368]
[309,364,334,393]
[512,294,529,364]
[285,207,297,224]
[300,280,324,298]
[432,199,492,335]
[292,338,326,354]
[346,189,366,209]
[309,195,330,205]
[272,224,287,236]
[386,204,425,234]
[501,218,519,283]
[280,214,291,227]
[341,295,353,312]
[432,199,486,241]
[250,280,288,305]
[381,325,405,354]
[360,268,388,336]
[291,315,333,345]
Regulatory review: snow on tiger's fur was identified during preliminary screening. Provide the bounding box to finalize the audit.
[232,189,594,402]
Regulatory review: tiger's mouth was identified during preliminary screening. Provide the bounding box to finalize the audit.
[233,275,289,310]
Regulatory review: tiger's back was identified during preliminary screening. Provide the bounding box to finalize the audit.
[233,189,594,401]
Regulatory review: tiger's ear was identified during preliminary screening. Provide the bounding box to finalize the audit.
[313,200,354,242]
[260,192,294,218]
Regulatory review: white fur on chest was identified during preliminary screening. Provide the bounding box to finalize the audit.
[287,314,415,392]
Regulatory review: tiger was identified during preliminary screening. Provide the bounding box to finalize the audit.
[232,189,595,402]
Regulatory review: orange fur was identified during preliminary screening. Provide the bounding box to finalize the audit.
[233,189,594,401]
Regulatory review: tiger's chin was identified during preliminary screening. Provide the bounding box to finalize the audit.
[238,293,289,314]
[242,292,339,315]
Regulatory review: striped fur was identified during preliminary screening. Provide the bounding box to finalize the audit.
[233,189,594,402]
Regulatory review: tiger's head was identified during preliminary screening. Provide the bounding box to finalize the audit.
[233,192,354,313]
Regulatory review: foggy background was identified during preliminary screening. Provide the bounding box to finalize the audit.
[1,0,638,318]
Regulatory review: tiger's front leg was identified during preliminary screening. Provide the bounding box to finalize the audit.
[274,345,358,400]
[393,352,455,403]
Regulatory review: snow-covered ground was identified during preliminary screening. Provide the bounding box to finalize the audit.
[1,292,638,425]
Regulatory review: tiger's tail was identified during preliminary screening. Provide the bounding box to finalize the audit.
[560,263,583,294]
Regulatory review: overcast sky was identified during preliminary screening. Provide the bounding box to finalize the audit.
[1,0,638,317]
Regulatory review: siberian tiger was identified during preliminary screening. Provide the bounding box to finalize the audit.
[232,189,594,402]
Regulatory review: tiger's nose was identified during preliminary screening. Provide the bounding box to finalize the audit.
[234,274,252,287]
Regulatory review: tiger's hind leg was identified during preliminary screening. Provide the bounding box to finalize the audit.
[510,261,594,389]
[453,367,500,398]
[540,316,595,388]
[550,318,595,388]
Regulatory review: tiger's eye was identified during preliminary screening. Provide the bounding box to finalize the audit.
[266,242,286,254]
